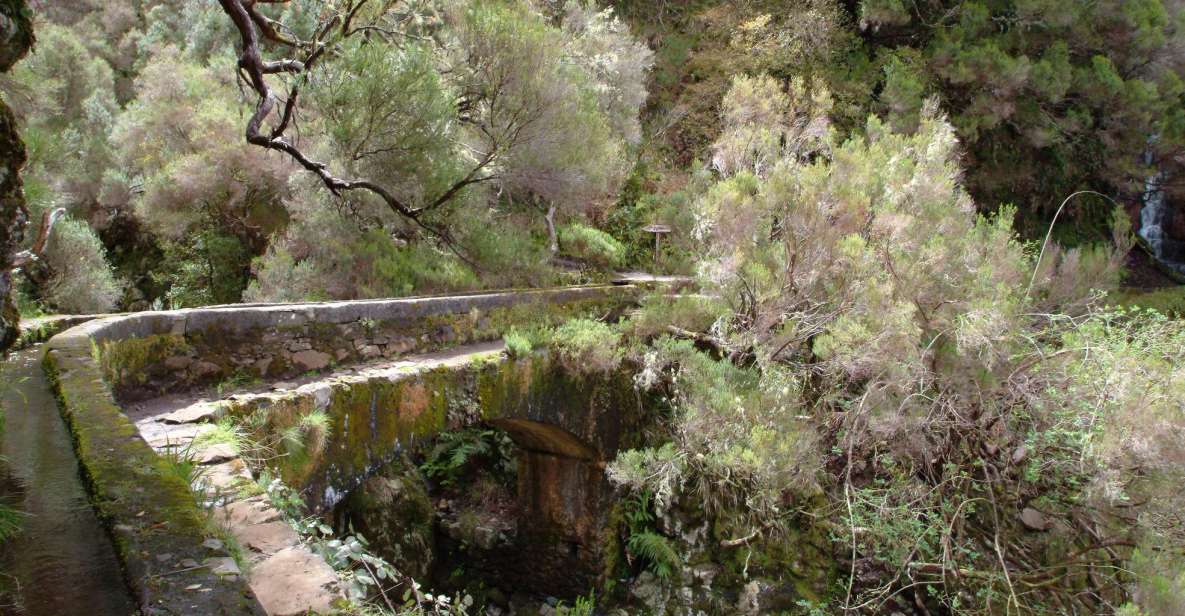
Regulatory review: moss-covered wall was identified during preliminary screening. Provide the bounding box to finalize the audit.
[96,286,638,400]
[43,332,265,615]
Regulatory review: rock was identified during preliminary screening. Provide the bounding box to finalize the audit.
[272,381,298,391]
[292,350,331,372]
[736,580,763,615]
[334,348,350,361]
[155,553,174,563]
[190,361,223,379]
[1020,507,1048,531]
[250,547,342,616]
[203,557,241,577]
[202,538,224,551]
[238,521,300,557]
[194,443,238,465]
[161,402,222,425]
[1011,446,1028,465]
[254,357,273,377]
[198,459,252,494]
[163,355,194,370]
[340,457,435,579]
[692,563,719,588]
[359,345,382,360]
[473,524,498,550]
[631,571,668,613]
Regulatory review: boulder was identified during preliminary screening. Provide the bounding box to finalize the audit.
[292,350,331,372]
[338,456,435,579]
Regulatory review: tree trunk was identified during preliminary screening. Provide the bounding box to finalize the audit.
[545,204,558,254]
[0,0,34,352]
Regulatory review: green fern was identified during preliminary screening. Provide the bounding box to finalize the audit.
[627,530,680,580]
[420,428,514,487]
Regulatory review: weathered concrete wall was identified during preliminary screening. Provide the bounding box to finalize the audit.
[93,285,637,400]
[44,333,266,615]
[42,284,645,614]
[215,349,648,598]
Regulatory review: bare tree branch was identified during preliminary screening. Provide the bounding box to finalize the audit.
[217,0,488,268]
[11,207,66,269]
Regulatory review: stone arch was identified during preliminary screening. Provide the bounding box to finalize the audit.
[488,417,598,461]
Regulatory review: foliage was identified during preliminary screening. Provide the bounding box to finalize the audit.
[547,318,624,374]
[711,74,832,177]
[4,22,118,217]
[612,103,1161,612]
[111,48,290,241]
[619,491,680,580]
[858,0,1185,219]
[154,231,252,308]
[308,37,463,209]
[419,427,515,489]
[40,217,121,314]
[557,223,627,269]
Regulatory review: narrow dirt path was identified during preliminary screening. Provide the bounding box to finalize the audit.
[0,347,137,615]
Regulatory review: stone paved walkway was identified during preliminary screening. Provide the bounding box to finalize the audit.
[127,341,505,616]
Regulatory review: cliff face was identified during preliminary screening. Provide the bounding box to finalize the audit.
[0,0,33,351]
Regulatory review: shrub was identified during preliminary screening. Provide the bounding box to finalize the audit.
[613,103,1154,613]
[548,318,624,373]
[502,328,533,358]
[558,223,627,269]
[42,217,122,314]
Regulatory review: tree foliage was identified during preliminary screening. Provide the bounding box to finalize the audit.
[611,98,1165,613]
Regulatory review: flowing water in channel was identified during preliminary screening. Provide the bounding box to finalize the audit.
[0,346,136,615]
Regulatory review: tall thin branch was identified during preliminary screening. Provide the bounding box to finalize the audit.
[217,0,486,268]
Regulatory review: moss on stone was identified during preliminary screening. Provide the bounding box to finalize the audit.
[44,334,264,614]
[98,334,189,392]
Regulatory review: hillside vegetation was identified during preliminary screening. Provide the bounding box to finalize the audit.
[2,0,1185,614]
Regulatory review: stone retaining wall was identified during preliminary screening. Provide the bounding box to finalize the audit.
[42,284,644,615]
[92,285,637,400]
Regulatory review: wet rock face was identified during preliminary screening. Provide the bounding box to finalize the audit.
[337,457,436,580]
[0,0,32,352]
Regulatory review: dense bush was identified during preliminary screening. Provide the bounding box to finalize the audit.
[610,101,1167,613]
[41,217,121,314]
[557,223,627,269]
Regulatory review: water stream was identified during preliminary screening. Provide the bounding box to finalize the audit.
[0,346,136,616]
[1137,148,1185,275]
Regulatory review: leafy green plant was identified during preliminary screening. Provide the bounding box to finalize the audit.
[502,327,533,358]
[558,223,627,269]
[193,417,248,456]
[621,491,681,581]
[160,440,204,490]
[215,370,260,396]
[419,428,515,488]
[556,592,596,616]
[548,318,624,374]
[0,504,22,543]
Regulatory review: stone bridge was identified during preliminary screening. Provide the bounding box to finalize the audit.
[30,282,668,614]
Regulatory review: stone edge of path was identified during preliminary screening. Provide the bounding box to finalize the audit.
[43,335,268,615]
[41,283,654,615]
[137,344,507,616]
